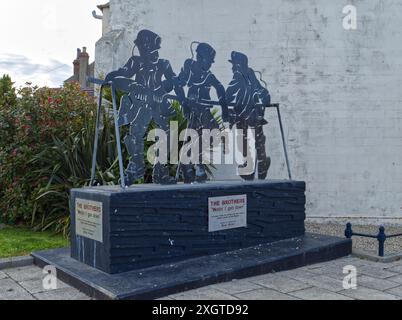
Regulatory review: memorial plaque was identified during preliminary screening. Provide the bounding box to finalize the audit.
[208,195,247,232]
[75,199,103,243]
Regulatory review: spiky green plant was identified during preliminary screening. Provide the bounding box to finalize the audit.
[30,111,120,235]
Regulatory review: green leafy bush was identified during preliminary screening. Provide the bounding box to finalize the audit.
[0,80,108,234]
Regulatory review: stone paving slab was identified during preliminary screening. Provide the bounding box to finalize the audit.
[283,272,345,292]
[3,265,43,282]
[386,274,402,285]
[303,264,347,279]
[0,264,90,300]
[385,285,402,298]
[234,288,299,300]
[0,279,34,300]
[387,265,402,273]
[357,275,401,291]
[382,260,402,268]
[358,265,399,279]
[273,268,317,280]
[19,278,70,295]
[288,287,353,300]
[248,274,312,293]
[33,287,91,300]
[338,286,400,300]
[210,279,263,295]
[169,288,239,300]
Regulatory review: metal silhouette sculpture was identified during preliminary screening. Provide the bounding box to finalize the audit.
[177,42,229,183]
[89,29,292,188]
[226,51,272,181]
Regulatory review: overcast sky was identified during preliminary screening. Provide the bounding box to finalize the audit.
[0,0,103,87]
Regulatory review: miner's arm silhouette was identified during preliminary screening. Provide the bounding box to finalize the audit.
[177,59,193,118]
[104,57,141,94]
[161,59,186,105]
[178,59,229,122]
[226,71,247,106]
[209,73,229,122]
[105,57,138,81]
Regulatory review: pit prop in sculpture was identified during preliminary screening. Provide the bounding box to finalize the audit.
[89,29,292,187]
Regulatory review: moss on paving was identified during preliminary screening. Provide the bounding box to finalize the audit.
[0,226,68,258]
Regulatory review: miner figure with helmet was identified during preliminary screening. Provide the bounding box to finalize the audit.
[226,51,271,181]
[104,29,185,185]
[177,42,229,183]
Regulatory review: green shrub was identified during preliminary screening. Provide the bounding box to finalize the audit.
[0,81,105,234]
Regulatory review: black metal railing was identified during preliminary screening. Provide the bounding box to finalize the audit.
[345,223,402,257]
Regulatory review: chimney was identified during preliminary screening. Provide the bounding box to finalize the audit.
[78,47,89,88]
[73,48,81,81]
[94,3,111,36]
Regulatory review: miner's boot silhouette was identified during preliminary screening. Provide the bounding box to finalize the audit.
[123,162,145,186]
[153,163,177,185]
[258,156,271,180]
[181,164,196,184]
[195,165,208,183]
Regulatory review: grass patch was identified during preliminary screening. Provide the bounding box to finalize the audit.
[0,225,68,258]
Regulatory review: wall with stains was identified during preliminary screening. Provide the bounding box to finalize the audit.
[95,0,402,223]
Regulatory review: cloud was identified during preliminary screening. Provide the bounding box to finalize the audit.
[0,53,71,87]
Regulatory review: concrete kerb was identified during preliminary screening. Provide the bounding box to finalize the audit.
[0,256,34,270]
[352,249,402,263]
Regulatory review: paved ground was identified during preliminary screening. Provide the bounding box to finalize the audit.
[162,256,402,300]
[0,265,90,300]
[2,256,402,300]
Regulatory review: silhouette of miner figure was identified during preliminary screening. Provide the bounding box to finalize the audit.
[104,30,185,185]
[178,43,229,183]
[226,51,271,181]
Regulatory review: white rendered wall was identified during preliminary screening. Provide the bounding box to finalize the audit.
[95,0,402,224]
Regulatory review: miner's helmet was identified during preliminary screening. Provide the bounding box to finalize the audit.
[229,51,249,67]
[196,43,216,61]
[134,29,162,51]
